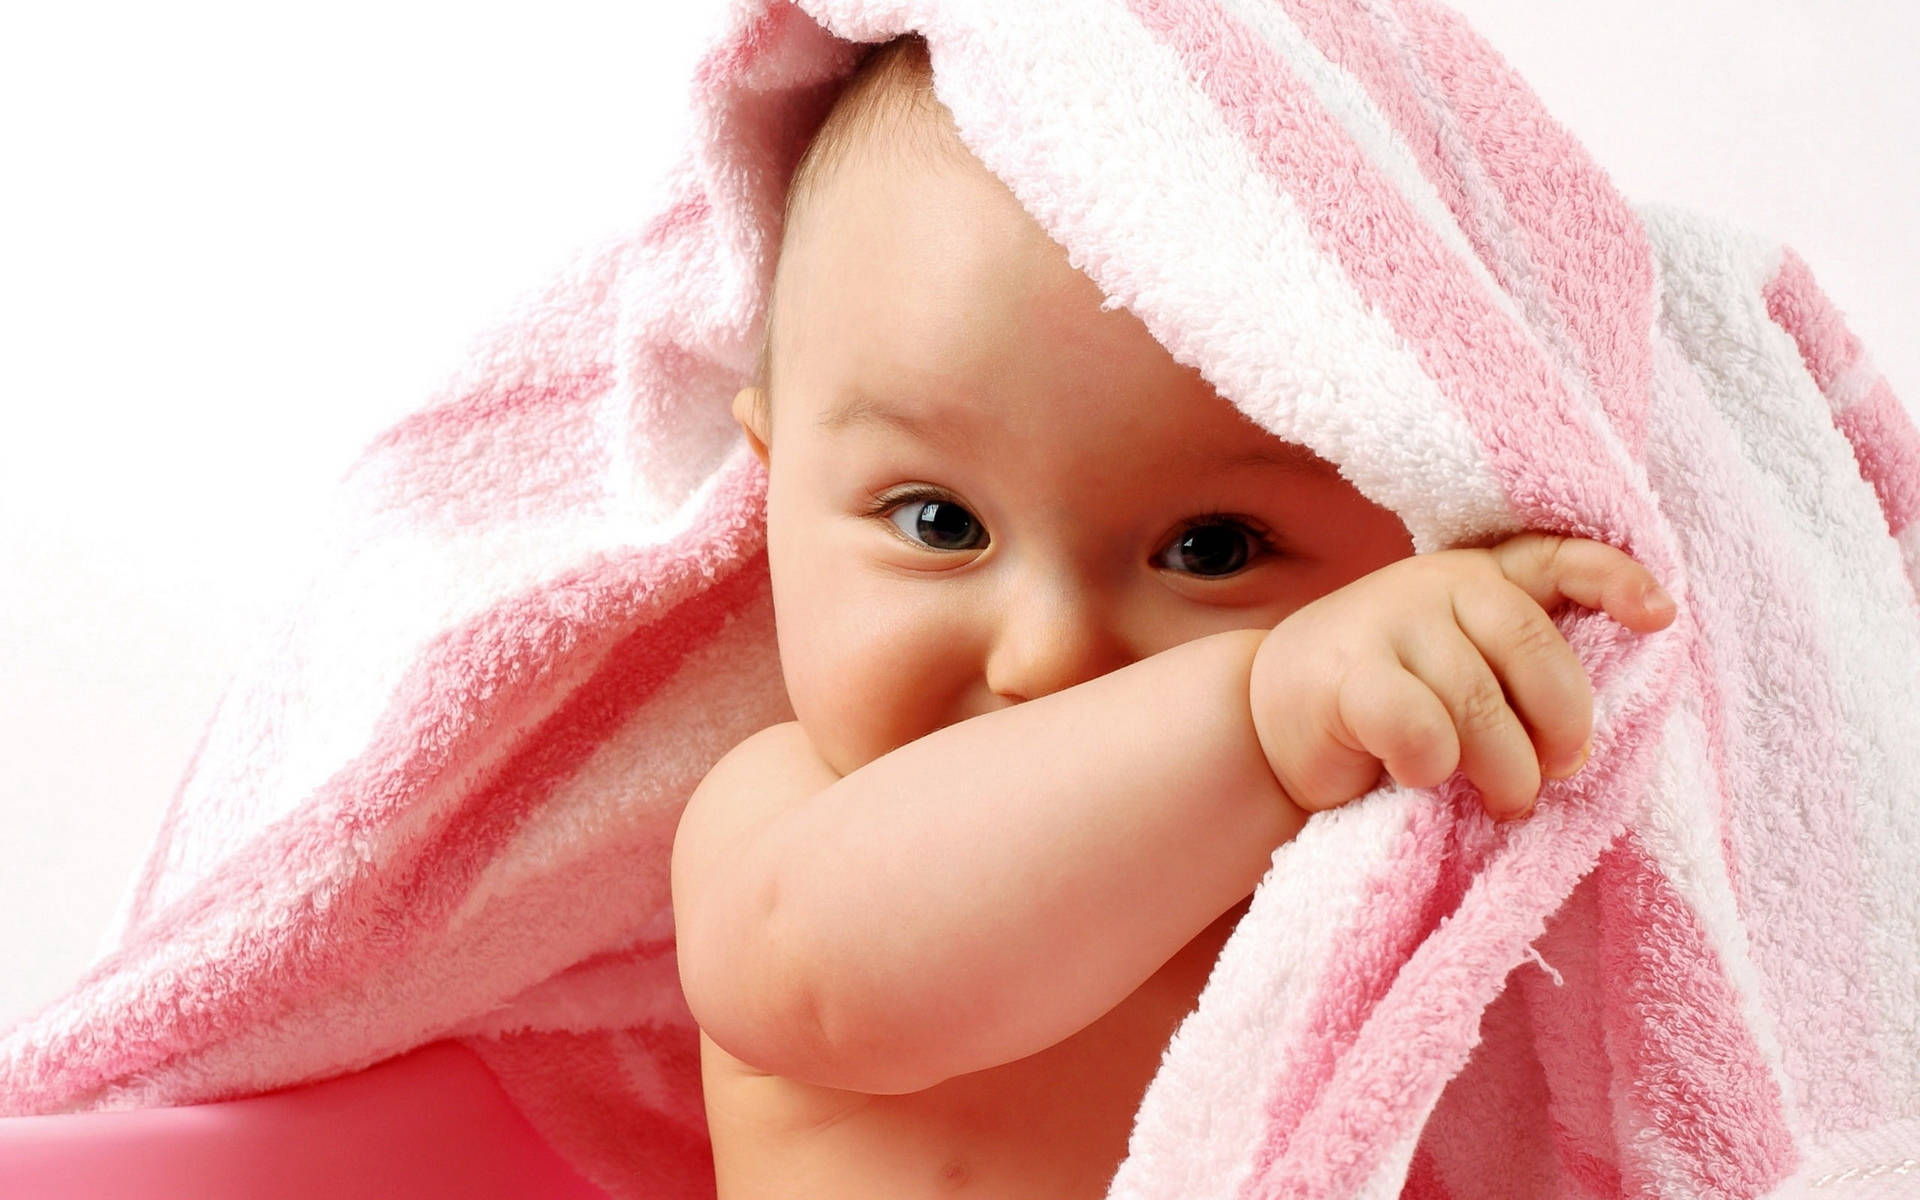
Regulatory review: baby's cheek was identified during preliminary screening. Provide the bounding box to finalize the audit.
[819,612,950,770]
[775,602,883,766]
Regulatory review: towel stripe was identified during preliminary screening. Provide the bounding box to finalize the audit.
[463,1027,715,1199]
[1635,301,1884,1133]
[1240,799,1460,1197]
[1595,835,1796,1196]
[1387,0,1655,457]
[1763,247,1920,544]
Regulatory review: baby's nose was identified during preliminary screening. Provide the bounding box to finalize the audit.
[984,587,1135,704]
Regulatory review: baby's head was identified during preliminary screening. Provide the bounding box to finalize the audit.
[736,35,1413,777]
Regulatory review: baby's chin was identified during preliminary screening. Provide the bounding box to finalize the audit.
[798,716,929,779]
[793,718,873,778]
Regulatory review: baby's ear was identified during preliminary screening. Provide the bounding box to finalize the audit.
[732,387,771,468]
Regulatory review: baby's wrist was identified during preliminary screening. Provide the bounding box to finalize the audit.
[1238,627,1312,820]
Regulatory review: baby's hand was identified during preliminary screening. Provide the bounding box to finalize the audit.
[1248,533,1677,821]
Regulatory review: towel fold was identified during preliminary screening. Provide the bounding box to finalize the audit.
[5,1,1916,1196]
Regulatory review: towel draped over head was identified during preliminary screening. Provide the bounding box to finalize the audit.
[6,1,1918,1196]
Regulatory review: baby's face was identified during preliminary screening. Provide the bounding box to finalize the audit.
[738,136,1413,778]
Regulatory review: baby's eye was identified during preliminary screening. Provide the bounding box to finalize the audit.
[882,494,987,552]
[1157,519,1270,577]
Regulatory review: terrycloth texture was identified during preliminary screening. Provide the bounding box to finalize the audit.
[5,1,1917,1196]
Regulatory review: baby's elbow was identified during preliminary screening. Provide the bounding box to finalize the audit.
[798,951,1005,1094]
[675,877,817,1082]
[790,988,952,1096]
[671,791,949,1095]
[681,920,947,1097]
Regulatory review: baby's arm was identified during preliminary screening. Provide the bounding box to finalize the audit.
[672,626,1296,1096]
[672,533,1676,1098]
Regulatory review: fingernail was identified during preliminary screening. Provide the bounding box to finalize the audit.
[1546,740,1591,779]
[1642,583,1675,611]
[1496,802,1535,824]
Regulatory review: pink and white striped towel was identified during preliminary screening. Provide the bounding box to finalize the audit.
[5,1,1917,1196]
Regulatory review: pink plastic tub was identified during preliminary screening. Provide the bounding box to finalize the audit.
[0,1040,611,1199]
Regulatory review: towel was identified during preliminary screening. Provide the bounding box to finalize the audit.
[5,0,1917,1196]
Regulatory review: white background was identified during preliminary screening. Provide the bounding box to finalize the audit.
[2,1,1914,1027]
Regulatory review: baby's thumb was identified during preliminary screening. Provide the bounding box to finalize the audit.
[1256,675,1424,815]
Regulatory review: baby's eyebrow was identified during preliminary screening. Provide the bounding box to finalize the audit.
[1202,444,1332,474]
[815,393,966,449]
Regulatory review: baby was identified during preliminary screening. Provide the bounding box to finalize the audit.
[670,35,1675,1199]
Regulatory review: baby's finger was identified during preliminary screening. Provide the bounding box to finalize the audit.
[1395,628,1542,819]
[1486,534,1678,633]
[1443,579,1594,781]
[1336,664,1459,794]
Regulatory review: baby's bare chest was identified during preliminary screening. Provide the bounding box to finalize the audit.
[701,898,1247,1200]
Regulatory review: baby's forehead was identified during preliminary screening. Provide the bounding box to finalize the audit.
[816,360,1336,474]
